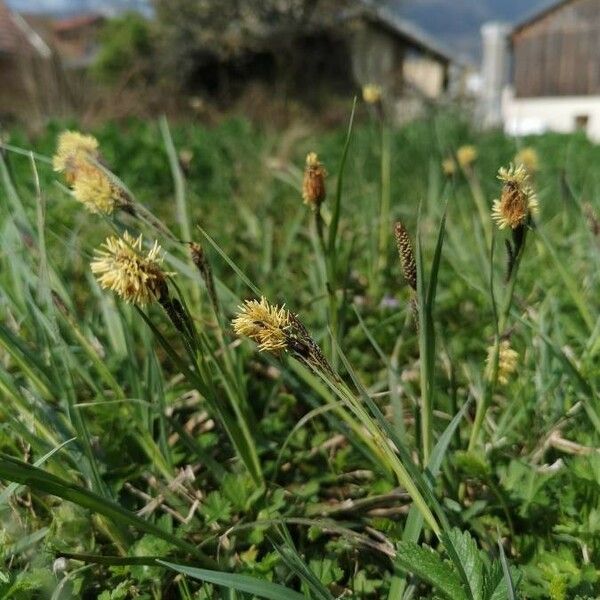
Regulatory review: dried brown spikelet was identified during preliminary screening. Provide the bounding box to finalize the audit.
[302,152,327,210]
[286,312,336,378]
[160,296,194,337]
[394,222,417,291]
[492,164,539,230]
[189,242,219,315]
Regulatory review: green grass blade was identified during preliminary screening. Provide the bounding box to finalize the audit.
[159,560,306,600]
[159,116,191,242]
[327,97,357,254]
[390,400,472,599]
[197,225,262,296]
[403,398,472,544]
[56,552,165,567]
[498,541,516,600]
[0,437,75,504]
[332,343,440,535]
[536,225,594,331]
[0,454,216,567]
[417,207,447,464]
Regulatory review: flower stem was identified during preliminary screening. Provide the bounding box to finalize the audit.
[468,229,527,451]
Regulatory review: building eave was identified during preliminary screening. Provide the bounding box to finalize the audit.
[344,4,472,69]
[512,0,576,36]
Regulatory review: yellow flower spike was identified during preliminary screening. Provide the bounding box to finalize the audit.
[486,340,519,386]
[91,232,169,306]
[232,297,291,353]
[514,147,539,174]
[442,157,457,177]
[53,130,100,184]
[362,83,382,105]
[72,162,120,214]
[492,164,539,230]
[456,145,477,170]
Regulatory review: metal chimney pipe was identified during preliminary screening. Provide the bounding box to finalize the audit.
[480,22,511,128]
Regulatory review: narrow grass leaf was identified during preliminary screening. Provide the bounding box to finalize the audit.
[327,97,357,254]
[159,561,306,600]
[0,454,216,567]
[498,541,516,600]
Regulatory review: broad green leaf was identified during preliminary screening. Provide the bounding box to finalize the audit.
[396,541,467,600]
[448,529,485,600]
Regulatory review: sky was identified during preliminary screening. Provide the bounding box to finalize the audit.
[6,0,149,16]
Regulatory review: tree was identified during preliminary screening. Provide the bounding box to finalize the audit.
[152,0,354,84]
[92,12,154,83]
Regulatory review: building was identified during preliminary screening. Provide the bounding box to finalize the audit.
[481,0,600,140]
[50,12,104,69]
[0,1,107,123]
[346,4,472,121]
[0,0,471,124]
[188,3,472,120]
[0,0,53,121]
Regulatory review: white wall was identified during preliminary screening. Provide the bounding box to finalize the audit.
[403,56,445,99]
[503,87,600,140]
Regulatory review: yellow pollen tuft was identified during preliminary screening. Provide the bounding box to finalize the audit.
[456,145,478,170]
[53,130,100,184]
[362,83,382,105]
[91,232,168,306]
[232,297,291,353]
[514,147,539,174]
[72,162,119,214]
[492,164,539,230]
[442,157,457,176]
[486,340,519,386]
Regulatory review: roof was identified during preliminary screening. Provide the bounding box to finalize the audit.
[512,0,576,34]
[0,0,23,52]
[52,13,103,34]
[0,0,50,57]
[346,3,471,67]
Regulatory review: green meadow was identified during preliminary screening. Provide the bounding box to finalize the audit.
[1,108,600,599]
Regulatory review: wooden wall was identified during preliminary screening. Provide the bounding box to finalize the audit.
[513,0,600,97]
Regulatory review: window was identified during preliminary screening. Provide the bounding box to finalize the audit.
[575,115,589,131]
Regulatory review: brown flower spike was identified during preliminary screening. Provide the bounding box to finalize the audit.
[492,164,539,230]
[302,152,327,210]
[189,242,219,315]
[394,222,417,291]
